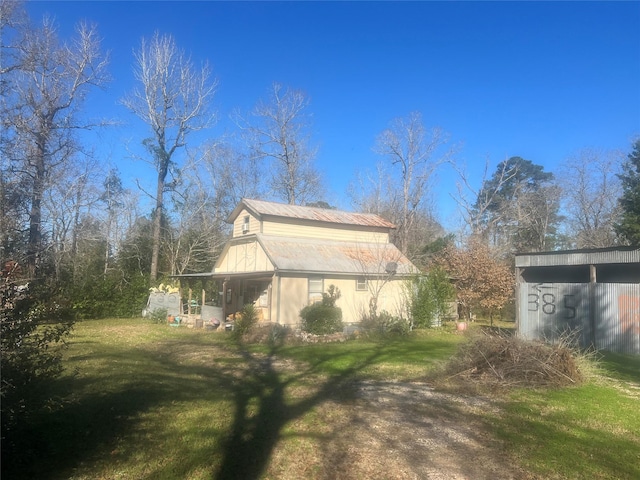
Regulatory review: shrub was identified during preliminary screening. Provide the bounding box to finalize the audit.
[149,308,168,324]
[360,310,411,338]
[1,277,74,443]
[300,285,343,335]
[300,304,343,335]
[243,323,292,346]
[232,304,259,341]
[409,267,455,329]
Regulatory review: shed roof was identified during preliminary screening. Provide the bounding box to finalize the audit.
[515,246,640,268]
[227,198,396,230]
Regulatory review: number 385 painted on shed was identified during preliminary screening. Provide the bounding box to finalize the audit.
[527,284,577,319]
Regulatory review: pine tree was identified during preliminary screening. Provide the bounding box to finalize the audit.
[616,140,640,245]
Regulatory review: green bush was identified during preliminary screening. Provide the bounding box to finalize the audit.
[1,278,74,443]
[300,285,344,335]
[360,310,411,338]
[409,267,455,329]
[232,304,259,341]
[300,304,343,335]
[149,308,168,324]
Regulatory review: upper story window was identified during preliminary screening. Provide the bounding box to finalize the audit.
[242,216,250,234]
[356,277,368,291]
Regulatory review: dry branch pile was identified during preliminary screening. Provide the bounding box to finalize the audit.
[442,333,584,389]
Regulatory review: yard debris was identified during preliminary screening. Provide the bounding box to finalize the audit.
[438,331,585,390]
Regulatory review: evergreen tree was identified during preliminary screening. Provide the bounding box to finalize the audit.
[616,140,640,245]
[474,156,561,254]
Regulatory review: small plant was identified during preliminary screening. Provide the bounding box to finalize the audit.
[232,304,259,341]
[242,323,292,346]
[360,310,411,338]
[149,308,168,324]
[300,285,343,335]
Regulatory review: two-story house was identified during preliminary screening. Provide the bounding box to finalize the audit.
[195,198,417,326]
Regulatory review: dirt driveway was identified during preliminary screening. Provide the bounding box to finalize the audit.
[316,380,531,480]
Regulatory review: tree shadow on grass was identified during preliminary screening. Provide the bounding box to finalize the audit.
[1,345,235,479]
[211,340,388,480]
[2,334,389,480]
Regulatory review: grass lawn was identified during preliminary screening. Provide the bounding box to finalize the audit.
[2,318,638,479]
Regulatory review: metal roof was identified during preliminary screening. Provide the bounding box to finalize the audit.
[515,246,640,268]
[227,198,396,229]
[257,234,416,275]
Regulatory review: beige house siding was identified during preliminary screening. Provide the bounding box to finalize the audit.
[232,209,261,237]
[277,275,308,325]
[329,277,409,324]
[262,218,389,243]
[215,240,273,273]
[272,275,409,326]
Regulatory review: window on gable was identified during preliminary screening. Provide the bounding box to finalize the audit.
[356,277,368,291]
[308,276,324,304]
[242,216,250,234]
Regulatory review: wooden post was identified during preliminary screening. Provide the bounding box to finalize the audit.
[589,264,597,348]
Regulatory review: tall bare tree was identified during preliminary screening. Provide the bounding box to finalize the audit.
[122,32,217,281]
[560,149,623,248]
[236,83,323,205]
[371,112,451,255]
[1,6,109,276]
[450,157,518,240]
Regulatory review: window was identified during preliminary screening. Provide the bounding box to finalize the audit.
[308,276,324,304]
[356,277,368,291]
[242,216,250,234]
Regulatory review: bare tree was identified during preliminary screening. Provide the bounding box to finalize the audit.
[236,83,323,205]
[200,140,265,217]
[373,112,451,255]
[44,156,101,281]
[122,32,217,281]
[560,149,623,248]
[450,157,518,241]
[1,7,109,276]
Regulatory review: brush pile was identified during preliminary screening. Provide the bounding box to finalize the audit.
[443,332,584,389]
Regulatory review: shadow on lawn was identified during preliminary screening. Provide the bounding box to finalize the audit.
[2,335,388,480]
[213,339,386,480]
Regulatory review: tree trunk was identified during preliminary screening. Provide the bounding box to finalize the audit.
[27,149,45,278]
[150,182,164,282]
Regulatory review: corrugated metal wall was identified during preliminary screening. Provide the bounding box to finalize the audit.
[518,282,640,354]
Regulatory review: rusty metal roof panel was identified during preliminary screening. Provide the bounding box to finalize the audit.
[232,198,396,229]
[257,234,416,275]
[516,247,640,267]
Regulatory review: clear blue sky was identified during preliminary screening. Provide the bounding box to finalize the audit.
[27,1,640,229]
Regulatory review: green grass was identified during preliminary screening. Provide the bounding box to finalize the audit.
[274,329,466,380]
[489,353,640,480]
[491,385,640,479]
[3,318,638,479]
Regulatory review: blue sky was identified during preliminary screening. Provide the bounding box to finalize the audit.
[26,1,640,229]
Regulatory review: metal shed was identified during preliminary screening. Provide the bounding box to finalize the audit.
[515,247,640,354]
